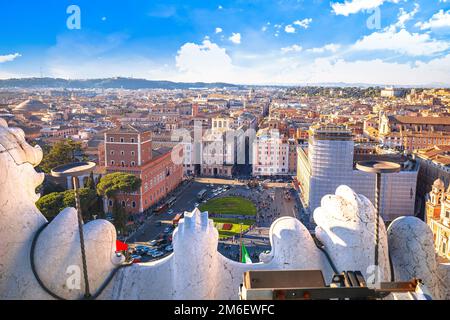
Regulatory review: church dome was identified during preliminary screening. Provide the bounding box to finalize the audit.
[13,99,48,113]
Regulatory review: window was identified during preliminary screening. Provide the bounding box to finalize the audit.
[121,201,126,207]
[108,200,113,207]
[131,161,136,166]
[131,151,135,156]
[120,137,124,143]
[110,150,115,155]
[132,201,136,208]
[121,151,124,155]
[121,161,125,167]
[110,137,114,142]
[110,160,115,165]
[131,138,135,143]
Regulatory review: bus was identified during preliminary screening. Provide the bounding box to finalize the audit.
[197,189,207,201]
[154,203,168,214]
[172,213,183,227]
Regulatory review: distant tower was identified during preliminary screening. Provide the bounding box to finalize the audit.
[426,179,445,225]
[441,185,450,223]
[248,89,254,100]
[192,104,199,117]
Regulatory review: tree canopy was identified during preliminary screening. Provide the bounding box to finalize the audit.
[96,172,142,198]
[96,172,142,234]
[36,188,99,220]
[39,139,85,173]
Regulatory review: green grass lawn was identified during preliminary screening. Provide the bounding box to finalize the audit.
[199,196,257,216]
[212,218,254,239]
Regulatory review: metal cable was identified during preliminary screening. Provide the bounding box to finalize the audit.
[374,173,381,271]
[313,236,339,274]
[73,177,91,298]
[30,221,132,300]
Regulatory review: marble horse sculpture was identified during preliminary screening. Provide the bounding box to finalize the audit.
[0,119,448,300]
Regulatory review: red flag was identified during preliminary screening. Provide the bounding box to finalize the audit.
[116,240,128,252]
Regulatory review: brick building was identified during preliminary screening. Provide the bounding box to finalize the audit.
[379,115,450,151]
[100,125,183,215]
[426,179,450,261]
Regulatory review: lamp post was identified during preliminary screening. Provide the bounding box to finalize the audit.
[51,161,96,298]
[239,222,243,262]
[356,161,400,278]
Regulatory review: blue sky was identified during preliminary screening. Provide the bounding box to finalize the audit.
[0,0,449,85]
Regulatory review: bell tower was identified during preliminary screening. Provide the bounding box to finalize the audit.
[426,179,445,225]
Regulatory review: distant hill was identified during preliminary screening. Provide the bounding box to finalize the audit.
[0,77,245,90]
[0,77,446,90]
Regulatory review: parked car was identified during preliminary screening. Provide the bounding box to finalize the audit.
[165,245,173,252]
[131,255,142,263]
[167,209,174,215]
[135,248,146,255]
[164,227,172,234]
[152,251,164,258]
[146,249,158,256]
[194,202,199,207]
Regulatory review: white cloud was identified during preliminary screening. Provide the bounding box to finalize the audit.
[293,18,313,29]
[215,27,223,34]
[0,53,21,63]
[281,44,303,53]
[352,27,450,56]
[307,43,341,53]
[299,55,450,85]
[283,19,312,34]
[175,39,235,81]
[41,34,450,86]
[261,26,268,32]
[416,10,450,30]
[331,0,401,16]
[173,37,450,85]
[284,25,296,33]
[229,33,241,44]
[395,4,419,28]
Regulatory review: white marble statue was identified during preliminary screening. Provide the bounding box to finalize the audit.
[0,120,448,300]
[314,185,391,285]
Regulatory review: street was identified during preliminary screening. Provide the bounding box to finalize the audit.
[127,177,306,263]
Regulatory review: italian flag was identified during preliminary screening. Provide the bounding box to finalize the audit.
[241,244,252,264]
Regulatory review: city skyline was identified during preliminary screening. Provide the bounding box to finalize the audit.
[0,0,449,85]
